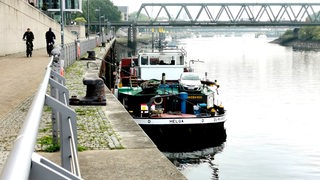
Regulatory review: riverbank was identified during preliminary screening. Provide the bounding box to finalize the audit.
[271,38,320,50]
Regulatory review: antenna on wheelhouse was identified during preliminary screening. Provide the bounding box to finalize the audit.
[188,59,204,72]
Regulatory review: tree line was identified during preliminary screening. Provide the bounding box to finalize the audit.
[72,0,121,32]
[281,26,320,43]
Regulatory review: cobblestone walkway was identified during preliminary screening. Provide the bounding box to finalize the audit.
[37,59,122,152]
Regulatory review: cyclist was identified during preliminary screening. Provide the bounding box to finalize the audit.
[45,28,56,56]
[22,28,34,57]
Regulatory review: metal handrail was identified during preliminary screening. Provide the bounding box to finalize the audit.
[63,92,68,104]
[45,57,80,177]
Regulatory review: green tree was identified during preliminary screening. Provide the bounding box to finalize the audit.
[74,17,87,24]
[129,12,149,21]
[130,11,169,21]
[298,26,314,40]
[75,0,121,32]
[279,10,320,42]
[281,29,295,39]
[311,26,320,40]
[81,0,121,22]
[298,26,320,41]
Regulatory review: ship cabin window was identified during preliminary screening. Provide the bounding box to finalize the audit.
[179,56,184,65]
[157,55,173,65]
[140,56,148,65]
[139,54,184,66]
[133,58,138,66]
[150,58,159,65]
[170,56,175,65]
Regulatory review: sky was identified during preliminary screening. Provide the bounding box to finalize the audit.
[111,0,320,13]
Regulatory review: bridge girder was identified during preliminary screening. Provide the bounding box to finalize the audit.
[107,3,320,27]
[104,21,320,27]
[92,3,320,27]
[134,3,320,26]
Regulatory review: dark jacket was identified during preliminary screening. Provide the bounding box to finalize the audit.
[45,30,56,44]
[23,31,34,42]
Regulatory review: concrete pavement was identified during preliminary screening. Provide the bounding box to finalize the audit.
[0,48,50,119]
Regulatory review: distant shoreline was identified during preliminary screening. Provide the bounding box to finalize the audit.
[271,38,320,50]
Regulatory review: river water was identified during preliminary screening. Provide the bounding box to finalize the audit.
[165,36,320,180]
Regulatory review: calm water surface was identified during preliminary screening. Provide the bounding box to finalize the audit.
[170,37,320,180]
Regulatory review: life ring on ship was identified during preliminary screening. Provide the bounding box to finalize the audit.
[153,97,163,105]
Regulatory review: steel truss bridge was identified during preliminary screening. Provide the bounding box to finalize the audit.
[107,3,320,27]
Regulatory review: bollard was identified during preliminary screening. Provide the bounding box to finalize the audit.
[69,72,106,105]
[87,51,96,60]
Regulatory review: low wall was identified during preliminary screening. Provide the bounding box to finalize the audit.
[0,0,77,56]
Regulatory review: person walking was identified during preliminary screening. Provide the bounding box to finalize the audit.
[22,28,34,57]
[45,27,56,56]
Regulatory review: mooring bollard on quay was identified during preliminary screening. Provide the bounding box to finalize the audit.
[69,61,106,106]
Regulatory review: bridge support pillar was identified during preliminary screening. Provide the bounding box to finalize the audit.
[128,25,137,54]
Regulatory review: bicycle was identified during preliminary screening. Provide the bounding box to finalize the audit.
[26,41,33,57]
[47,42,54,56]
